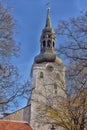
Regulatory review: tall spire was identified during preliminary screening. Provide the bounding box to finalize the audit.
[45,7,52,28]
[34,4,62,65]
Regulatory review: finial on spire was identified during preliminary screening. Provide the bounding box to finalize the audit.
[46,0,50,9]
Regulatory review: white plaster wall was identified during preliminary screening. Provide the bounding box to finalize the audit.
[30,62,66,130]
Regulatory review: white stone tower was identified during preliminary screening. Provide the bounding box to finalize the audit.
[30,8,66,130]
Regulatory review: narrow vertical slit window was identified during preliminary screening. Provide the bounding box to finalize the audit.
[53,41,55,47]
[54,83,57,94]
[40,71,44,78]
[47,40,51,47]
[43,41,46,47]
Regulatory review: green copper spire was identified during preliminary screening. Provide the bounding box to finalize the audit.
[45,7,52,28]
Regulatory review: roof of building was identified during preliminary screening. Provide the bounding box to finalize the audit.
[0,120,32,130]
[2,104,31,118]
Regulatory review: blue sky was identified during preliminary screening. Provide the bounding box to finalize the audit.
[7,0,87,79]
[2,0,86,111]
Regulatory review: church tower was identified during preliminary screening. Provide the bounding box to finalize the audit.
[30,7,66,130]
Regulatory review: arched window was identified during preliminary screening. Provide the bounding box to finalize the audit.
[54,83,57,89]
[40,71,44,78]
[47,40,51,47]
[48,35,51,38]
[56,73,60,80]
[43,36,45,39]
[43,41,46,47]
[53,41,55,47]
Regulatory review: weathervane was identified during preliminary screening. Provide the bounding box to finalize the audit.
[46,0,50,9]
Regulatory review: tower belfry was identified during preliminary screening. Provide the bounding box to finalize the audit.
[30,7,66,130]
[35,7,62,64]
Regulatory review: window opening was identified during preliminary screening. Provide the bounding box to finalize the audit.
[54,83,57,89]
[43,41,46,47]
[40,71,44,78]
[47,40,51,47]
[56,73,60,80]
[53,42,55,47]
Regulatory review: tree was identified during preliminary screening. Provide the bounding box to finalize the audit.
[33,12,87,130]
[56,12,87,80]
[56,11,87,96]
[0,1,30,115]
[56,12,87,129]
[0,1,19,61]
[33,78,87,130]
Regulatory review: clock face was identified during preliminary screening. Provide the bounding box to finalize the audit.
[46,63,54,72]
